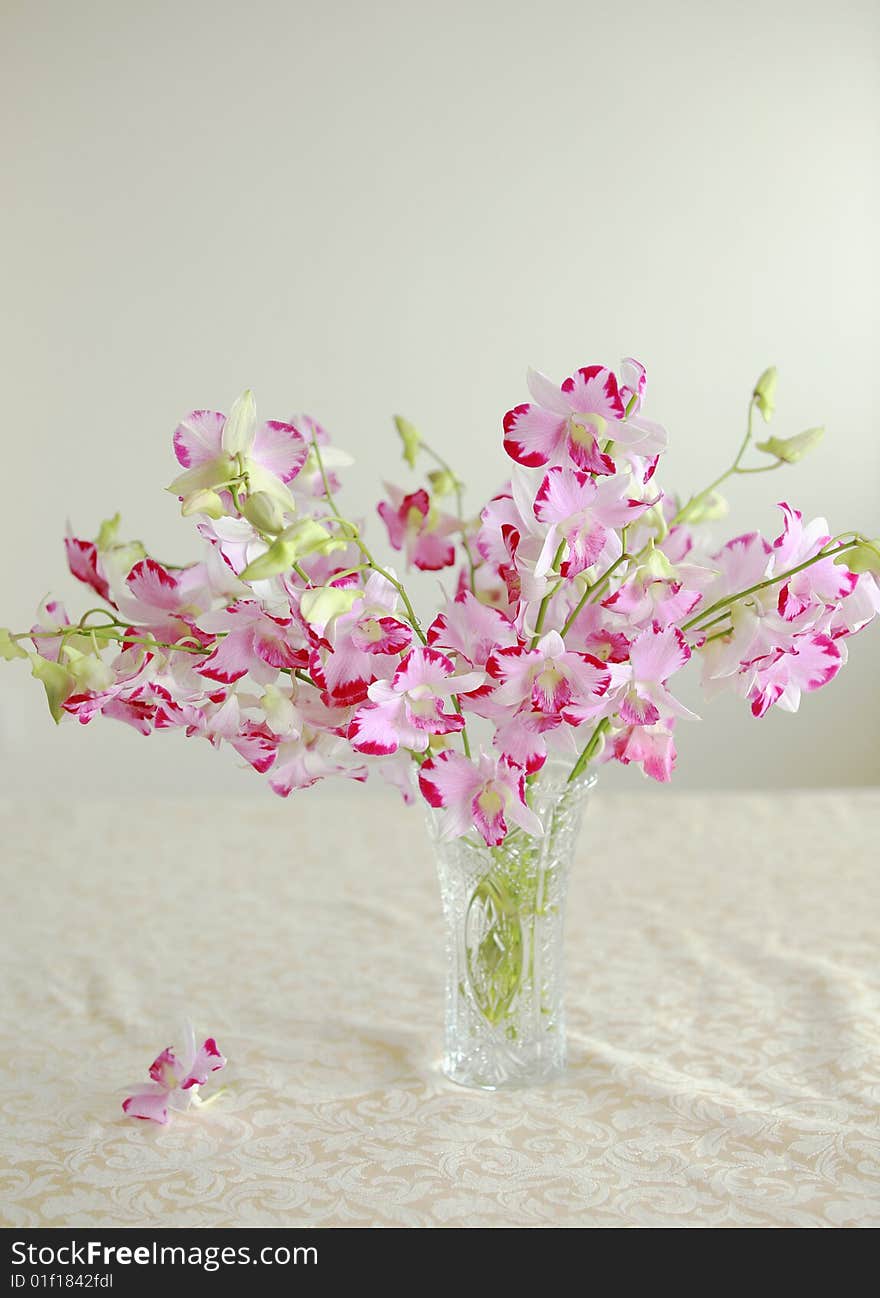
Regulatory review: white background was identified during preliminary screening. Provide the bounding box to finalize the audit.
[1,0,877,796]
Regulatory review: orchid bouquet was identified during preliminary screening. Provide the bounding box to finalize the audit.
[3,361,878,847]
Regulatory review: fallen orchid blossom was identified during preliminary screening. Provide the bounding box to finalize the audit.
[122,1024,226,1124]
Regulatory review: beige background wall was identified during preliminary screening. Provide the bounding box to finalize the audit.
[1,0,877,797]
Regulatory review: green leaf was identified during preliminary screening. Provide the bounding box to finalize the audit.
[756,426,824,464]
[394,415,421,469]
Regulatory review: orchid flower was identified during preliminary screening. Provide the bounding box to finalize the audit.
[168,391,308,514]
[4,360,876,850]
[503,362,667,474]
[123,1025,226,1124]
[487,630,610,717]
[307,571,413,706]
[419,750,542,846]
[533,465,656,577]
[349,647,483,755]
[377,485,458,571]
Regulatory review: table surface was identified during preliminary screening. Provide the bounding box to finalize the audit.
[1,787,878,1229]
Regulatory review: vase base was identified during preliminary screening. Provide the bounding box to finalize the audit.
[441,1049,566,1091]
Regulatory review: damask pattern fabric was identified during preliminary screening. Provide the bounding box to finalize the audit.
[1,789,878,1228]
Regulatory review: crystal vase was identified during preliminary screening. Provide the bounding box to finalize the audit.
[428,766,595,1090]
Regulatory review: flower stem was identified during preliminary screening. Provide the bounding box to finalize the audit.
[421,439,477,593]
[530,541,568,647]
[568,717,610,782]
[683,540,861,634]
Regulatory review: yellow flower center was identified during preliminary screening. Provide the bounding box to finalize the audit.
[568,412,607,447]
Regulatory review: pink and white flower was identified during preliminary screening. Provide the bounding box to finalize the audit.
[745,634,843,716]
[419,750,542,846]
[503,362,667,474]
[349,647,483,755]
[169,391,308,511]
[487,631,610,717]
[377,485,458,571]
[604,718,677,782]
[534,465,656,577]
[427,591,519,667]
[123,1025,226,1125]
[309,572,412,706]
[195,600,309,684]
[606,623,697,726]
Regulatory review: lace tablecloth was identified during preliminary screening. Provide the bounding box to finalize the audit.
[1,789,878,1229]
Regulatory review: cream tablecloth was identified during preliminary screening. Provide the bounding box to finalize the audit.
[1,789,878,1229]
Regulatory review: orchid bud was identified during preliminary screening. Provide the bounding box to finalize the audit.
[836,540,880,576]
[299,585,360,627]
[261,683,298,735]
[63,647,116,692]
[0,628,27,661]
[756,426,824,464]
[394,416,421,469]
[639,540,675,581]
[240,490,285,535]
[281,519,347,559]
[677,491,729,524]
[96,513,122,551]
[29,653,75,723]
[753,367,778,422]
[239,536,300,582]
[428,468,460,497]
[181,489,225,519]
[221,389,257,456]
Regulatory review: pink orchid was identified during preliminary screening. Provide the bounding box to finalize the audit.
[745,633,843,717]
[419,750,542,846]
[564,603,631,663]
[309,572,412,706]
[487,630,610,717]
[478,478,562,610]
[503,362,667,474]
[377,485,458,571]
[169,391,308,510]
[603,574,703,629]
[427,591,519,667]
[29,599,72,662]
[607,623,697,726]
[195,600,309,684]
[604,718,677,782]
[349,647,484,755]
[123,1025,226,1124]
[270,731,368,796]
[65,533,113,604]
[534,465,656,577]
[771,503,857,619]
[491,706,565,774]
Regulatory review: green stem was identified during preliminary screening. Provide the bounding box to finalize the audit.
[16,626,214,656]
[311,436,428,645]
[702,625,734,644]
[421,439,477,593]
[311,434,473,760]
[683,540,861,634]
[568,717,610,783]
[530,541,568,647]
